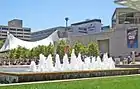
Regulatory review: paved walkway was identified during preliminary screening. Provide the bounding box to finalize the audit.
[0,74,140,87]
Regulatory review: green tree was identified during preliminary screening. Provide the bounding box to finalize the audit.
[73,42,87,56]
[14,46,25,60]
[0,40,4,48]
[24,49,31,59]
[31,46,41,59]
[45,43,54,57]
[88,42,99,57]
[9,49,16,60]
[56,40,67,59]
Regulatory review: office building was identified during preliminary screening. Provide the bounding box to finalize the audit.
[0,19,31,41]
[68,19,102,36]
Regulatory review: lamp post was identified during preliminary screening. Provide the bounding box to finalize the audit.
[65,17,69,30]
[65,17,69,37]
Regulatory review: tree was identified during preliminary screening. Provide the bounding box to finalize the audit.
[24,49,31,59]
[0,40,4,48]
[9,49,16,60]
[88,42,99,57]
[73,42,87,56]
[46,43,54,57]
[56,40,67,60]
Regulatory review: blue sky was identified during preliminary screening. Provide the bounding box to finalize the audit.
[0,0,122,31]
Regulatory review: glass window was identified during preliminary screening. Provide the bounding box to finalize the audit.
[2,31,7,33]
[17,29,23,31]
[125,18,134,24]
[17,36,23,38]
[10,32,16,34]
[24,33,31,35]
[119,17,125,24]
[24,36,30,38]
[118,12,126,17]
[10,28,16,31]
[126,12,134,17]
[2,35,7,36]
[24,29,31,32]
[17,33,23,34]
[2,28,8,30]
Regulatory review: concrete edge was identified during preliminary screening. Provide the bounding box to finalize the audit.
[0,74,140,87]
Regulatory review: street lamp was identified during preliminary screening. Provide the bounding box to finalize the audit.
[65,17,69,38]
[65,17,69,31]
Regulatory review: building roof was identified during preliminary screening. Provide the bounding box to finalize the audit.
[71,19,101,25]
[114,0,140,11]
[32,26,65,33]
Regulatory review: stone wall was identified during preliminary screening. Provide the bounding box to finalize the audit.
[0,68,139,84]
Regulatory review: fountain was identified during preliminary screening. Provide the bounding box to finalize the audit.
[0,49,139,84]
[62,54,70,71]
[30,61,36,72]
[55,54,62,71]
[37,54,46,72]
[30,49,116,72]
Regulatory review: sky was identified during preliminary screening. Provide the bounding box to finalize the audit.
[0,0,122,32]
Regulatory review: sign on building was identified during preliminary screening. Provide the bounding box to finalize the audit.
[127,27,138,48]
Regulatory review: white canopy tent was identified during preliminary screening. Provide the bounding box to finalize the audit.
[0,30,59,52]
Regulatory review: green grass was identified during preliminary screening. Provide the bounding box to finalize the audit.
[1,75,140,89]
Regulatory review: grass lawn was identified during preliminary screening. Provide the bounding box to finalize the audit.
[1,75,140,89]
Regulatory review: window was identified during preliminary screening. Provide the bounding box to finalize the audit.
[17,32,23,34]
[118,12,126,17]
[24,29,31,32]
[10,28,16,31]
[17,29,23,31]
[126,13,134,17]
[10,32,16,34]
[125,17,134,24]
[24,36,30,38]
[2,28,8,30]
[2,35,7,36]
[17,36,23,38]
[2,31,7,33]
[24,33,31,35]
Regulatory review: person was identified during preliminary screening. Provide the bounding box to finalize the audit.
[128,56,132,64]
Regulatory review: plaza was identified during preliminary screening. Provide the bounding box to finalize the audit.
[0,0,140,88]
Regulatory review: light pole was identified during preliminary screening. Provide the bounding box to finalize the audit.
[65,17,69,37]
[65,17,69,29]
